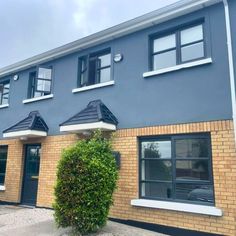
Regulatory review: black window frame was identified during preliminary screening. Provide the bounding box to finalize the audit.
[0,80,10,105]
[77,49,112,88]
[0,145,8,185]
[139,133,215,206]
[28,66,53,99]
[150,21,206,71]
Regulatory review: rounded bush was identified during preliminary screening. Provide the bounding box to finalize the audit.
[53,131,118,234]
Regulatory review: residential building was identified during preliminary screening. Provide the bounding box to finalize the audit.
[0,0,235,235]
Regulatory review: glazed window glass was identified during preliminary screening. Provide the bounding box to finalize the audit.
[140,134,214,205]
[78,50,111,87]
[151,23,205,70]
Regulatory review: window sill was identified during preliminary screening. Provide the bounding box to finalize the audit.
[143,58,213,78]
[23,94,54,104]
[0,104,9,109]
[131,199,222,217]
[0,185,5,191]
[72,80,115,93]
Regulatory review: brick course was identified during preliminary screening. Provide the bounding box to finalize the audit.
[0,120,235,235]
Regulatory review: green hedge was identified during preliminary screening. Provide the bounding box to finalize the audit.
[53,131,118,234]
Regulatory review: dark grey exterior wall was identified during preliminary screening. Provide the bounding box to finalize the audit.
[0,2,233,138]
[229,0,236,93]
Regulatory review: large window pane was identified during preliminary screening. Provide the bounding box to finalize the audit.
[37,80,51,92]
[98,53,111,67]
[142,160,172,181]
[99,67,111,83]
[176,160,209,181]
[153,50,176,70]
[153,34,176,53]
[175,138,209,158]
[141,182,172,199]
[142,141,171,159]
[181,25,203,45]
[176,184,213,204]
[38,67,52,80]
[181,42,204,62]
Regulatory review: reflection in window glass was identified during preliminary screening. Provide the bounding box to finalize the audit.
[141,182,172,199]
[175,138,209,158]
[176,160,209,181]
[142,160,172,181]
[153,50,177,70]
[142,141,171,159]
[153,34,176,53]
[181,42,204,62]
[176,184,214,203]
[181,25,203,45]
[140,134,214,205]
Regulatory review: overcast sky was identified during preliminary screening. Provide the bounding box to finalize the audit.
[0,0,179,69]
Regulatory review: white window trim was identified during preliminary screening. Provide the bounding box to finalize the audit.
[0,104,9,109]
[23,94,53,104]
[131,199,222,217]
[72,80,114,94]
[0,185,6,191]
[3,130,47,139]
[143,58,212,78]
[60,121,116,133]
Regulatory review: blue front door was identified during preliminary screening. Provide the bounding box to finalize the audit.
[21,145,41,206]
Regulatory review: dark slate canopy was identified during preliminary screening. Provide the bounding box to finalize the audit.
[60,100,118,127]
[3,111,48,134]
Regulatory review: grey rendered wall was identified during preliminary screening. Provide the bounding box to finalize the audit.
[0,2,232,138]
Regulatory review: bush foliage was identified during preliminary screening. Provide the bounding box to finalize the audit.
[53,131,118,234]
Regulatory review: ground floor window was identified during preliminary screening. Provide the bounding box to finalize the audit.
[0,146,8,185]
[139,133,214,205]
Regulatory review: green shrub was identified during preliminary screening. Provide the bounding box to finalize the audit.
[53,130,118,235]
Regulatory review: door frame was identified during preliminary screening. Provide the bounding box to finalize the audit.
[21,143,41,206]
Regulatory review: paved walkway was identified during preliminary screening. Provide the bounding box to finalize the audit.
[0,205,167,236]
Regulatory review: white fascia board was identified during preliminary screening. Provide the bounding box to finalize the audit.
[3,130,47,138]
[131,199,223,217]
[0,0,221,78]
[60,122,116,133]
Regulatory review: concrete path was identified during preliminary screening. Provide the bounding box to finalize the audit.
[0,205,167,236]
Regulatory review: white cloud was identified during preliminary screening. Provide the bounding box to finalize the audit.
[0,0,179,68]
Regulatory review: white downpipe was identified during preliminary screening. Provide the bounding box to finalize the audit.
[223,0,236,144]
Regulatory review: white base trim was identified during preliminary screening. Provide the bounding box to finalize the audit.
[131,199,223,217]
[143,58,212,78]
[23,94,53,104]
[0,185,5,191]
[3,130,47,139]
[72,81,114,93]
[60,121,116,133]
[0,104,9,109]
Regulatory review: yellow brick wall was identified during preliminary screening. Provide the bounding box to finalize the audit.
[0,120,235,235]
[110,120,236,236]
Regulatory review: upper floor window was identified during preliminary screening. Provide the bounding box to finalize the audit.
[28,67,52,98]
[78,49,111,88]
[0,80,10,105]
[0,146,8,185]
[151,23,205,71]
[140,133,214,205]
